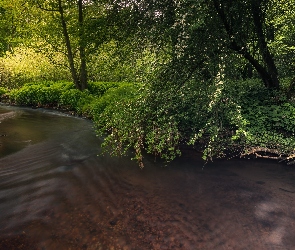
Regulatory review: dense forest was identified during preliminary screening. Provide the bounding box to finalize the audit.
[1,0,295,167]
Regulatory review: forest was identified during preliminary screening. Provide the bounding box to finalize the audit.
[0,0,295,167]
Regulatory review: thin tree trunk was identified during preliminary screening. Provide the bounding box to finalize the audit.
[58,0,81,90]
[287,76,295,98]
[78,0,87,90]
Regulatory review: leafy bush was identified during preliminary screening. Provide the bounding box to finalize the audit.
[93,84,147,166]
[8,81,74,106]
[6,80,137,117]
[59,88,95,113]
[90,83,139,117]
[0,87,7,96]
[59,89,85,109]
[94,77,295,166]
[87,41,169,83]
[0,86,8,101]
[93,80,211,166]
[208,79,295,160]
[87,82,120,96]
[9,85,43,106]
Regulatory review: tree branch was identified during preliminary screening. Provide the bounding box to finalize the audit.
[212,0,278,88]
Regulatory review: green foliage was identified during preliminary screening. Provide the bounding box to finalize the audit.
[6,80,136,118]
[87,41,169,83]
[244,103,295,134]
[87,81,120,96]
[9,81,74,106]
[4,78,295,167]
[94,79,212,166]
[90,83,140,118]
[0,87,7,96]
[0,86,8,101]
[93,84,148,167]
[0,0,32,55]
[203,79,295,159]
[58,82,138,116]
[0,40,166,90]
[59,89,89,110]
[267,0,295,79]
[0,47,71,88]
[94,77,295,166]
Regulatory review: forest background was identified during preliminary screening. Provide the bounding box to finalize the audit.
[1,0,295,167]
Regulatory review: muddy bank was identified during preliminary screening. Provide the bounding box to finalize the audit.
[0,106,295,250]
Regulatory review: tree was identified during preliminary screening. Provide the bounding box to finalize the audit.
[109,0,295,90]
[31,0,88,90]
[93,0,295,166]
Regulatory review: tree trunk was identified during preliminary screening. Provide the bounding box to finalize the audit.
[58,0,81,90]
[212,0,280,89]
[251,1,279,89]
[78,0,87,90]
[287,76,295,98]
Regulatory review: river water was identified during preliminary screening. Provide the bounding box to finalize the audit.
[0,106,295,250]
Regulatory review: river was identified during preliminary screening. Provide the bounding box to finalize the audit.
[0,106,295,250]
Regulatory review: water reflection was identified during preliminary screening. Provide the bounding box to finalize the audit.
[0,106,78,158]
[0,106,295,250]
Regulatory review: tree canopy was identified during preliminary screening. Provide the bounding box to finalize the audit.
[1,0,294,90]
[107,0,295,89]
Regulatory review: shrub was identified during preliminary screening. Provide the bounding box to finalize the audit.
[0,87,7,96]
[203,79,295,161]
[87,82,120,96]
[90,83,139,118]
[8,81,74,106]
[59,89,91,110]
[94,77,295,166]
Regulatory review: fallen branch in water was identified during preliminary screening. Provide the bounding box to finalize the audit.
[282,153,295,165]
[240,146,295,164]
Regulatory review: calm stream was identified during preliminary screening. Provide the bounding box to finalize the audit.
[1,106,295,250]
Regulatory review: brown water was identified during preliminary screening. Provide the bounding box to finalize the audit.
[0,106,295,250]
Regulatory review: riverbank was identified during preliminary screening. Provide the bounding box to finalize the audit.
[1,80,295,167]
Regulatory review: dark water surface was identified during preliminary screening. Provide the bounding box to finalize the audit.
[1,106,295,250]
